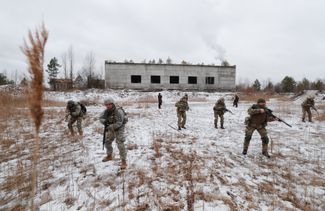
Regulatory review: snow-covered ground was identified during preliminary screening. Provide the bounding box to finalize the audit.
[1,89,325,210]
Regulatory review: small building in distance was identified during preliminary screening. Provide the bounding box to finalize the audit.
[105,61,236,91]
[50,79,73,91]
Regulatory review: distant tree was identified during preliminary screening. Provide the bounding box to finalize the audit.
[181,60,188,65]
[158,58,163,64]
[252,79,261,91]
[264,81,274,92]
[46,57,60,82]
[301,78,310,90]
[0,72,14,85]
[61,53,68,79]
[281,76,296,92]
[274,82,282,93]
[311,79,324,91]
[221,60,230,66]
[166,57,172,64]
[82,51,96,79]
[151,59,156,64]
[68,46,74,80]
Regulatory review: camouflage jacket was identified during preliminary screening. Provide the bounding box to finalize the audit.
[246,104,276,128]
[301,98,315,108]
[175,100,189,112]
[66,103,82,118]
[99,106,126,130]
[213,100,226,113]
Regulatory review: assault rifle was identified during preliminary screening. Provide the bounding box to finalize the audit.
[103,123,109,150]
[312,106,319,115]
[265,108,292,128]
[251,105,292,127]
[224,108,234,115]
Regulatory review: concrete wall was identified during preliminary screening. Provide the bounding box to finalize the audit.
[105,62,236,90]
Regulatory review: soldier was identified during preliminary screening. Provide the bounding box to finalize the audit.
[66,100,84,136]
[213,97,226,129]
[233,94,239,108]
[100,97,128,169]
[242,98,278,158]
[158,93,162,109]
[175,96,189,130]
[301,96,316,122]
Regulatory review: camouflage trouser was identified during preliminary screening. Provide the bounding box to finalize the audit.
[243,125,269,152]
[68,116,83,135]
[105,126,127,161]
[214,112,224,128]
[302,107,312,121]
[177,111,186,128]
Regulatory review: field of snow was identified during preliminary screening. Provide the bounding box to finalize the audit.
[1,89,325,210]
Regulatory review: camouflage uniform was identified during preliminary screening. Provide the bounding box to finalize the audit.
[100,98,127,163]
[301,97,315,122]
[243,99,276,157]
[66,100,84,136]
[158,93,162,109]
[213,98,226,129]
[175,97,189,130]
[233,94,239,108]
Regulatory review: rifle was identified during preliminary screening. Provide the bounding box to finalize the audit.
[265,108,292,128]
[224,108,234,115]
[312,106,319,115]
[103,124,108,150]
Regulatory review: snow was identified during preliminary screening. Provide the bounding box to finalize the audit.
[1,89,325,210]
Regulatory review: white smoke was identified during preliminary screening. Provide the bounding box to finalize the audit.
[202,34,227,63]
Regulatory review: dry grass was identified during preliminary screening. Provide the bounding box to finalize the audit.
[239,93,290,102]
[315,104,325,121]
[21,23,48,211]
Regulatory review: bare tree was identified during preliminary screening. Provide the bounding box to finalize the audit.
[61,53,67,79]
[82,51,96,79]
[68,46,74,80]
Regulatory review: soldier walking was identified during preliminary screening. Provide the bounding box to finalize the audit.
[66,100,84,136]
[100,97,128,169]
[242,98,278,158]
[233,94,239,108]
[301,96,316,122]
[158,93,162,109]
[175,96,189,130]
[213,97,226,129]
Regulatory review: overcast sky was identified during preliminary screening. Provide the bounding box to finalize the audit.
[1,0,324,83]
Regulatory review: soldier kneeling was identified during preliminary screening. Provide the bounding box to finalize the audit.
[66,100,84,136]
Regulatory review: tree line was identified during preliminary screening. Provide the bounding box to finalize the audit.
[239,76,325,93]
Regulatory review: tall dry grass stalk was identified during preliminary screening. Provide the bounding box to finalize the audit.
[21,23,48,210]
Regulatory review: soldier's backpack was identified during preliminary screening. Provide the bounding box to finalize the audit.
[118,107,128,124]
[79,103,87,115]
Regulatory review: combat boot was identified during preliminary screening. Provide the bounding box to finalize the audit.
[220,125,225,129]
[262,144,270,158]
[178,126,181,130]
[102,155,113,162]
[182,126,186,129]
[120,160,127,170]
[262,151,270,158]
[242,149,247,155]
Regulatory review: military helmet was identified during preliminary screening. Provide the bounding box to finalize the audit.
[308,95,315,99]
[257,98,266,103]
[67,100,75,107]
[219,97,225,102]
[104,97,115,105]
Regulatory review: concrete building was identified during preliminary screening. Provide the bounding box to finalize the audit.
[105,61,236,91]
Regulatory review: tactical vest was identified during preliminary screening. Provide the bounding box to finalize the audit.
[248,105,268,127]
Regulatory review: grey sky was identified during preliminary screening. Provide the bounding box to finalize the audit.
[0,0,324,83]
